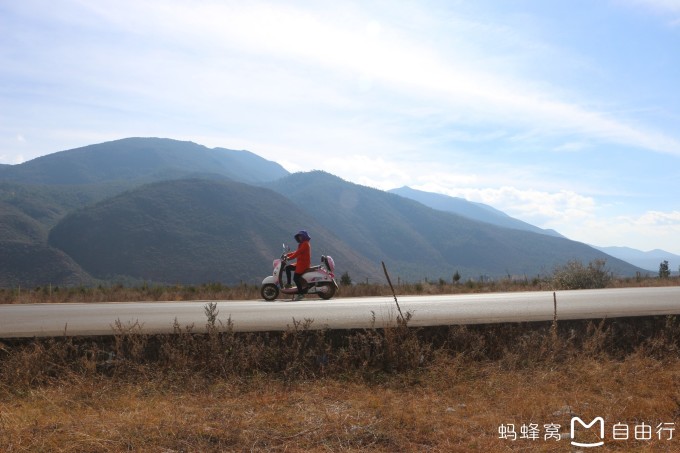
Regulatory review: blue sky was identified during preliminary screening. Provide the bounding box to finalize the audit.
[1,0,679,254]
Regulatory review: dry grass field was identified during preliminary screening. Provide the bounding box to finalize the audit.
[2,355,680,452]
[2,306,680,452]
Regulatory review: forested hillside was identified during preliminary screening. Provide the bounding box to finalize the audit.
[48,179,381,285]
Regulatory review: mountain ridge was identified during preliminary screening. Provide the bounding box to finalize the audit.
[389,186,564,238]
[594,245,679,274]
[0,137,650,286]
[0,137,290,186]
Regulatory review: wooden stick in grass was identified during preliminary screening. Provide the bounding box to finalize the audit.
[382,261,405,323]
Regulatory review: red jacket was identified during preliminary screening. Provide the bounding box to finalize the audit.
[287,240,311,273]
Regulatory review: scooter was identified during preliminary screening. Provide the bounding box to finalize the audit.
[260,245,338,301]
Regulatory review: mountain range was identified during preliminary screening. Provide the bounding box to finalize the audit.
[593,246,679,273]
[0,137,652,287]
[0,137,288,186]
[391,187,676,274]
[388,186,564,238]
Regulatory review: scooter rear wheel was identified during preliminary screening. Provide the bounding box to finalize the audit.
[317,282,336,300]
[261,283,279,301]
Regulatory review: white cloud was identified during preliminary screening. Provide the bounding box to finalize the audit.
[624,0,680,13]
[631,210,680,226]
[571,210,680,254]
[619,0,680,25]
[439,186,597,225]
[553,141,590,153]
[0,153,25,165]
[47,1,680,158]
[322,154,479,191]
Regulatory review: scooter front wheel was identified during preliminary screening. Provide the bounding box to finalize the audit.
[261,283,279,301]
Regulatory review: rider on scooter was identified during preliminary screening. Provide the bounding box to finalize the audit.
[286,230,311,301]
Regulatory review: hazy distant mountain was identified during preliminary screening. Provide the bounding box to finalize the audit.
[594,246,679,273]
[389,186,563,238]
[0,137,289,186]
[267,172,642,281]
[48,179,381,285]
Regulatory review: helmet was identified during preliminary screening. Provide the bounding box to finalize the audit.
[294,230,311,242]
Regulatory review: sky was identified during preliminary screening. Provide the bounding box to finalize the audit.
[1,0,679,255]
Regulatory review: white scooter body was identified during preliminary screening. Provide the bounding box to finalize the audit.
[260,251,338,301]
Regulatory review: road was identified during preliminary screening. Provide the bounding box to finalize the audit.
[1,287,679,338]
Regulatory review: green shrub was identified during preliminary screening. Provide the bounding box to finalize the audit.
[551,259,611,290]
[340,271,352,286]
